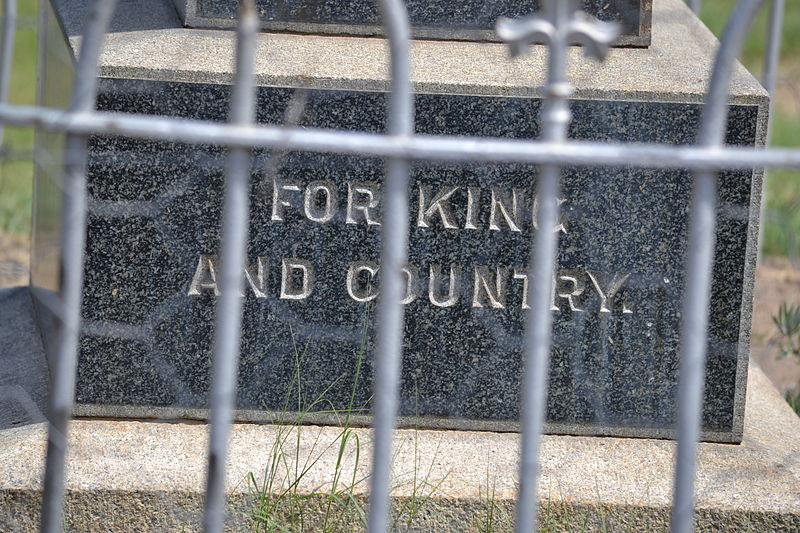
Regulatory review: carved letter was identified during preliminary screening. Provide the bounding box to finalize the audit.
[346,183,381,226]
[280,258,314,300]
[532,195,567,233]
[429,264,461,307]
[465,186,481,230]
[587,271,633,314]
[472,266,509,309]
[400,264,419,305]
[417,186,459,229]
[271,179,301,221]
[244,257,269,299]
[489,188,525,232]
[555,271,585,312]
[304,180,338,224]
[188,255,220,296]
[513,268,530,309]
[346,261,380,302]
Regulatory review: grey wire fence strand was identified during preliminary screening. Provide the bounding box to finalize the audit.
[0,0,16,147]
[670,0,769,532]
[5,103,800,169]
[365,0,414,530]
[201,1,259,531]
[493,2,619,531]
[764,0,785,143]
[39,1,118,532]
[0,0,786,531]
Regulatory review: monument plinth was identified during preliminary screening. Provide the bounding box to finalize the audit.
[33,0,767,442]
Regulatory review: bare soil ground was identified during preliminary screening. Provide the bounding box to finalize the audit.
[751,256,800,394]
[0,231,29,289]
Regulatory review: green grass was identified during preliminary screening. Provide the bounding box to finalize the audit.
[244,316,458,532]
[699,0,800,70]
[699,1,800,258]
[786,390,800,416]
[761,113,800,256]
[0,0,37,236]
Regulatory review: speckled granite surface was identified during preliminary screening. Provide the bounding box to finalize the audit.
[66,81,758,441]
[38,0,767,441]
[173,0,652,46]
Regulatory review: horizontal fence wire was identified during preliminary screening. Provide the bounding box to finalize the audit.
[5,104,800,169]
[0,0,790,532]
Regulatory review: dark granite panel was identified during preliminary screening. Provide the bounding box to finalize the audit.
[75,78,757,439]
[187,0,650,45]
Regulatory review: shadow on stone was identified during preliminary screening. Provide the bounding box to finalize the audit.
[0,287,49,430]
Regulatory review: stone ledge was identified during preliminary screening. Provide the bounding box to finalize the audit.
[1,362,798,531]
[53,0,766,104]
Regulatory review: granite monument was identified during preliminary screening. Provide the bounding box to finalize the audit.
[32,0,767,442]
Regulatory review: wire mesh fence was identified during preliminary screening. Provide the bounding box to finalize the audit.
[0,0,798,532]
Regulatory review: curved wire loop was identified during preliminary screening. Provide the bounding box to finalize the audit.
[40,2,120,532]
[672,2,769,533]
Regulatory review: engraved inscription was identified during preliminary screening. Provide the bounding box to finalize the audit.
[303,180,338,223]
[488,188,524,232]
[188,255,635,315]
[187,180,643,315]
[555,270,585,312]
[418,186,459,229]
[587,271,633,314]
[263,179,568,232]
[271,179,301,222]
[472,266,508,309]
[346,183,381,226]
[188,255,220,296]
[244,257,269,299]
[429,264,461,307]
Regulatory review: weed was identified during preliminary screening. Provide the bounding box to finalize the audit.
[772,302,800,361]
[243,308,462,532]
[474,456,510,533]
[245,319,371,532]
[785,389,800,417]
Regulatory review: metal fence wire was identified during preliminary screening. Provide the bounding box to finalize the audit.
[0,0,794,531]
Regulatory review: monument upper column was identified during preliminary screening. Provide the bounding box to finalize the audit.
[171,0,652,46]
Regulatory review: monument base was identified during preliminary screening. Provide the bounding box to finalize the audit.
[37,0,767,443]
[1,349,798,531]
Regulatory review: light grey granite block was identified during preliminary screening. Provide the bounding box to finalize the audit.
[1,363,798,531]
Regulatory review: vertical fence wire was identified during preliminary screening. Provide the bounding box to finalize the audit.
[763,0,785,142]
[670,0,767,532]
[0,0,16,147]
[366,0,413,530]
[39,1,118,532]
[201,1,258,531]
[514,2,571,530]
